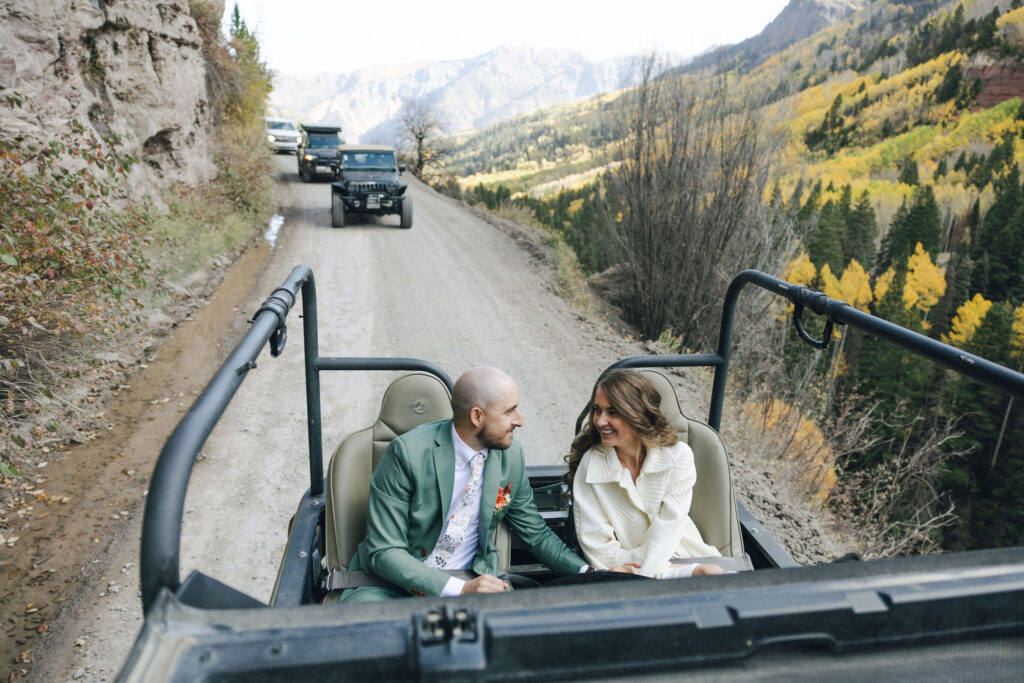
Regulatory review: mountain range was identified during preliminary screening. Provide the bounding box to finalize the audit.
[269,46,638,144]
[268,0,863,145]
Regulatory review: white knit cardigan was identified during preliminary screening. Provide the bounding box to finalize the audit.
[572,441,719,578]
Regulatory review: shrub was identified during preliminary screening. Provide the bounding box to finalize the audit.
[0,94,150,428]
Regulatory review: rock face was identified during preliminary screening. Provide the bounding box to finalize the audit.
[964,53,1024,110]
[0,0,218,195]
[271,46,636,144]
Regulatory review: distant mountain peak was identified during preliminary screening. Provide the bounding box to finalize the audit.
[270,46,637,144]
[683,0,864,72]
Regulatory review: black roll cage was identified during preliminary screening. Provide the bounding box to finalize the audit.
[139,265,1024,614]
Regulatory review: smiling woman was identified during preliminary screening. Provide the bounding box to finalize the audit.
[565,369,725,578]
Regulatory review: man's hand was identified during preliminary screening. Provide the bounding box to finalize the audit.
[692,563,726,576]
[460,574,510,594]
[606,562,641,574]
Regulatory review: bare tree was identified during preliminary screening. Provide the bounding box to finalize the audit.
[827,402,966,558]
[606,55,794,351]
[398,97,448,176]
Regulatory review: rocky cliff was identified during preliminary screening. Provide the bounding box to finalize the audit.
[270,46,637,144]
[0,0,218,195]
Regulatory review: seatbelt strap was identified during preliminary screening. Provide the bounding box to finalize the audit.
[322,568,477,592]
[669,555,754,572]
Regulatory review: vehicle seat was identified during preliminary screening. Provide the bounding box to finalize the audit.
[323,372,512,581]
[632,369,744,558]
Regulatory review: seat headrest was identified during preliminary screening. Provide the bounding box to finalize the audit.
[634,369,690,438]
[373,372,453,444]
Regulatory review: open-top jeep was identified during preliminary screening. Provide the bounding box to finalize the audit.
[330,144,411,229]
[119,266,1024,681]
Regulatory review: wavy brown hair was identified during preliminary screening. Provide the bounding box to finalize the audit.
[564,370,677,489]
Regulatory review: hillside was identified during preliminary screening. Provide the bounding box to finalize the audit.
[437,0,1024,555]
[269,46,638,143]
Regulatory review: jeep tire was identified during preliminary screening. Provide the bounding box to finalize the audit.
[331,192,345,228]
[400,196,413,229]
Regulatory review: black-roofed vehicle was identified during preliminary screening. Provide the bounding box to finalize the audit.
[119,266,1024,681]
[330,144,412,228]
[297,125,343,182]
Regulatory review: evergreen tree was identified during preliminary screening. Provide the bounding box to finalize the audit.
[975,9,1001,51]
[936,62,962,103]
[898,155,920,186]
[881,117,894,139]
[931,245,973,341]
[950,302,1023,549]
[973,165,1023,301]
[807,198,845,272]
[797,180,823,234]
[883,185,942,269]
[845,189,878,268]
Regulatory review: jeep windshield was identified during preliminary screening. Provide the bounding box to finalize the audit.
[339,151,396,170]
[267,121,296,131]
[307,136,340,149]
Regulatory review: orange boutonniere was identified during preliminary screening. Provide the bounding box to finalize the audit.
[495,482,513,513]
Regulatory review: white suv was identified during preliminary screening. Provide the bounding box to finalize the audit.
[264,117,301,154]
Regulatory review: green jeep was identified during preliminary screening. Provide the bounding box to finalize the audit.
[330,145,411,229]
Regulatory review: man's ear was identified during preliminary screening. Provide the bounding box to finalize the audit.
[469,406,485,428]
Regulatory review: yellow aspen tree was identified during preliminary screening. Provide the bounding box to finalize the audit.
[784,251,817,286]
[874,267,896,304]
[837,259,874,312]
[1012,302,1024,362]
[946,293,994,346]
[779,252,818,320]
[903,242,946,317]
[820,263,842,300]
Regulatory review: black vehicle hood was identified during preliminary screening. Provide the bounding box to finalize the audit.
[337,170,400,183]
[305,149,336,158]
[119,548,1024,682]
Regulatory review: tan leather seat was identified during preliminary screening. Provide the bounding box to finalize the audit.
[634,369,744,558]
[325,372,454,572]
[323,371,512,578]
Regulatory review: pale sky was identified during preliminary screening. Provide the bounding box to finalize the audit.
[225,0,792,74]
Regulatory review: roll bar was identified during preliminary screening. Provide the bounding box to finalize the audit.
[581,269,1024,432]
[139,265,452,613]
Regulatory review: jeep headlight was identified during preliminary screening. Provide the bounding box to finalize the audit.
[387,182,399,194]
[304,154,316,162]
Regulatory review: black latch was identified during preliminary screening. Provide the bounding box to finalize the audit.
[415,606,485,675]
[248,286,295,358]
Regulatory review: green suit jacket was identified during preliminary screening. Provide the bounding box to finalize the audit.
[348,419,585,597]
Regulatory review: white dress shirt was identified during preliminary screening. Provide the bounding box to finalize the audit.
[438,425,487,596]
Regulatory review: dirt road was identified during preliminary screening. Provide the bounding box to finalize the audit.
[22,155,680,681]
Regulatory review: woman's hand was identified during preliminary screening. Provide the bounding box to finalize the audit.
[606,561,641,574]
[692,563,726,576]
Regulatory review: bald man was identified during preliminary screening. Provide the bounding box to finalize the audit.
[340,367,589,601]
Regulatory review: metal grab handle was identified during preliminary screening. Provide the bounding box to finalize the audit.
[792,303,834,350]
